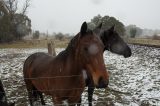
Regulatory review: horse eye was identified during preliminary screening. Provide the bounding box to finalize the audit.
[84,47,88,52]
[112,37,116,41]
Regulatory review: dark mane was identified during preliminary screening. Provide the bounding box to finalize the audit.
[66,29,93,53]
[65,33,79,53]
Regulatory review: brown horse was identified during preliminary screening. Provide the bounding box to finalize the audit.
[27,23,132,106]
[23,22,109,106]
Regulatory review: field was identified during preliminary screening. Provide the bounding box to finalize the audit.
[126,38,160,48]
[0,44,160,106]
[0,39,69,49]
[0,37,160,49]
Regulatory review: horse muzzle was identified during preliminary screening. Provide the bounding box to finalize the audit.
[124,47,132,58]
[96,77,109,88]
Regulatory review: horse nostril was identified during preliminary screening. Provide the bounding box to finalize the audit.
[98,77,103,83]
[124,48,132,58]
[97,77,108,88]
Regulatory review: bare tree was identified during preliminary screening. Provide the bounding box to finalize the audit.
[22,0,30,15]
[2,0,30,15]
[0,0,31,42]
[3,0,18,17]
[0,0,9,15]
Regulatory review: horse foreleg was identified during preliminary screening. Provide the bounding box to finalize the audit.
[27,90,34,106]
[68,96,81,106]
[77,97,81,106]
[38,91,45,105]
[88,86,95,106]
[25,81,35,106]
[52,96,63,106]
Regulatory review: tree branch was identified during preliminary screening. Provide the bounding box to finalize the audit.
[22,0,30,15]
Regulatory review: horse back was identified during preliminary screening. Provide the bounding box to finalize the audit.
[23,52,53,78]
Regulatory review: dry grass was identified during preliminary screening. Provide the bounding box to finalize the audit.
[1,38,160,49]
[0,39,70,49]
[126,38,160,47]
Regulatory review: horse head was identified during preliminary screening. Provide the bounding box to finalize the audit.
[75,22,109,88]
[94,23,132,58]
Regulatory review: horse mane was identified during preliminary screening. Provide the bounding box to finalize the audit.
[66,34,79,52]
[66,29,93,53]
[55,29,94,60]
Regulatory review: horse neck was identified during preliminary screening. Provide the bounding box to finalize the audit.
[99,32,108,51]
[53,46,82,78]
[64,34,84,74]
[65,49,83,75]
[54,50,85,88]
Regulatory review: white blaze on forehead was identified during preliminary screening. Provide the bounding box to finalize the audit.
[88,43,99,55]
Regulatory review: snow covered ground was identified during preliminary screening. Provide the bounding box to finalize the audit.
[0,45,160,106]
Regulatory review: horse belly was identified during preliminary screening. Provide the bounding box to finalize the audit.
[31,76,55,95]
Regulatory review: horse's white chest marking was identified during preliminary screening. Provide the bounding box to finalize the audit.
[62,100,69,106]
[82,70,88,80]
[88,44,99,55]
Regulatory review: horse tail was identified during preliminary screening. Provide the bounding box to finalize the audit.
[23,53,45,105]
[23,53,35,91]
[23,54,38,106]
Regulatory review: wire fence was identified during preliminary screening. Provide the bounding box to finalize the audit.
[0,70,160,105]
[0,75,160,105]
[1,91,160,106]
[22,75,82,80]
[0,86,160,105]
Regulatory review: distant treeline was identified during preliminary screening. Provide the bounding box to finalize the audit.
[53,33,73,40]
[0,0,31,43]
[1,8,160,43]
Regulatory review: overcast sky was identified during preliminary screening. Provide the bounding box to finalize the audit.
[26,0,160,34]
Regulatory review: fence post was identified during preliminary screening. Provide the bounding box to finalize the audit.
[47,40,56,56]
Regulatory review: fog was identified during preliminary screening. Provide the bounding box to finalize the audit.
[27,0,160,34]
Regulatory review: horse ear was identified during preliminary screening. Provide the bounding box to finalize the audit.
[80,22,87,35]
[108,25,115,34]
[93,23,102,35]
[96,23,102,29]
[109,25,115,31]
